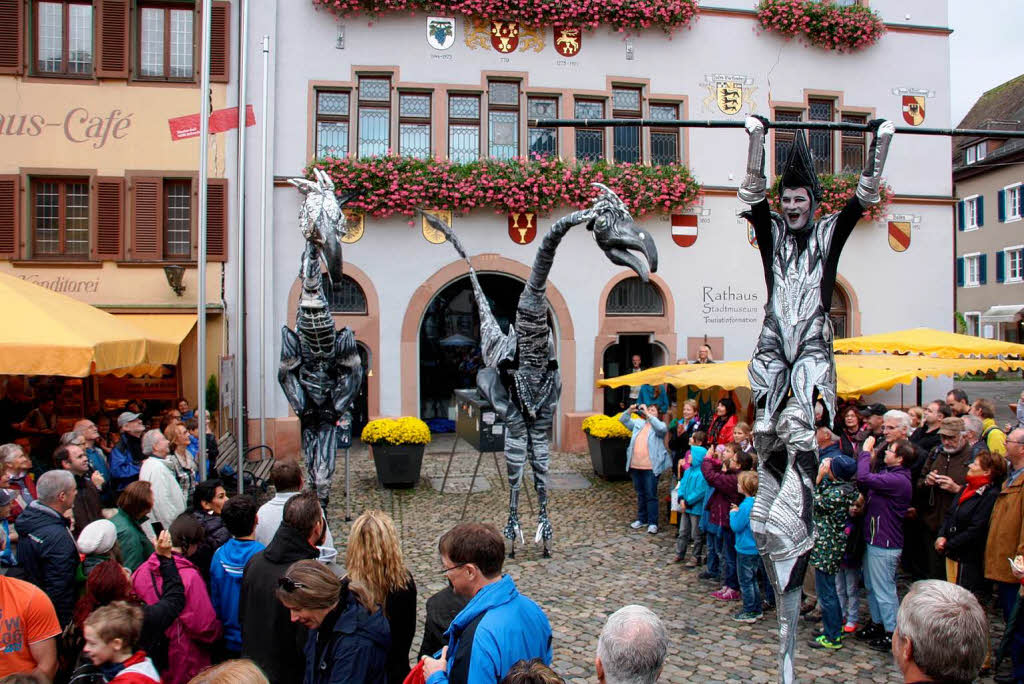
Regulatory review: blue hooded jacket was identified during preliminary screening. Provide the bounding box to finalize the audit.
[677,445,709,515]
[210,538,265,651]
[729,496,758,555]
[427,574,551,684]
[302,591,391,684]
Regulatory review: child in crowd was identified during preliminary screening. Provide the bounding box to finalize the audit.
[836,494,866,634]
[729,471,762,622]
[701,442,754,601]
[674,431,708,567]
[210,495,266,660]
[733,422,755,455]
[81,601,161,683]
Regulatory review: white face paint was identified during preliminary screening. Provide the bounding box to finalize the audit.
[781,187,812,230]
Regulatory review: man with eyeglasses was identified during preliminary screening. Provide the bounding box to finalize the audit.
[422,522,551,684]
[985,428,1024,682]
[914,417,972,580]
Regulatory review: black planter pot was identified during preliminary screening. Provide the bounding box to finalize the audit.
[371,443,425,488]
[586,434,629,480]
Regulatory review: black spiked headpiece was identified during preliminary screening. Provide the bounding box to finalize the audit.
[780,131,822,202]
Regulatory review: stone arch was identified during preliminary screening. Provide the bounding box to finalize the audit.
[834,273,862,338]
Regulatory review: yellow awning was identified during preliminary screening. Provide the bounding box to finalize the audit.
[834,328,1024,358]
[113,314,196,366]
[0,271,147,377]
[598,356,1024,399]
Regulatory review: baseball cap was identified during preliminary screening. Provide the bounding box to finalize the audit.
[939,416,965,437]
[829,455,857,481]
[117,411,142,428]
[859,403,887,417]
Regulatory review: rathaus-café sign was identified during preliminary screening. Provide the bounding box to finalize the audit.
[0,108,132,149]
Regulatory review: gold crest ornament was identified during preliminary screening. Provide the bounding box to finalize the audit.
[464,17,491,50]
[518,24,545,52]
[701,74,757,116]
[341,210,364,244]
[421,210,452,244]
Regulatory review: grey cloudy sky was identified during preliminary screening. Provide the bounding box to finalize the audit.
[949,0,1024,126]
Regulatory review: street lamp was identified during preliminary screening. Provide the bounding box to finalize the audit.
[163,264,186,297]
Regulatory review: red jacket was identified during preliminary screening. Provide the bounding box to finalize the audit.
[110,652,161,683]
[707,415,737,448]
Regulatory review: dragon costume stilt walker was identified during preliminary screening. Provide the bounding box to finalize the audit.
[279,169,365,510]
[738,115,894,683]
[422,184,657,557]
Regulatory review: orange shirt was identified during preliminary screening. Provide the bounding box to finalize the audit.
[632,423,652,470]
[0,576,61,676]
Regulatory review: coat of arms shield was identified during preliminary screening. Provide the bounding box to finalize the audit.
[427,17,455,50]
[490,20,519,53]
[902,95,925,126]
[554,27,581,57]
[717,81,743,115]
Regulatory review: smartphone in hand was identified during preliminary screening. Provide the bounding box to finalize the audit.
[151,521,165,537]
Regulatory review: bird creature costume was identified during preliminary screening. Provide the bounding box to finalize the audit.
[422,184,657,557]
[279,169,365,509]
[738,115,894,683]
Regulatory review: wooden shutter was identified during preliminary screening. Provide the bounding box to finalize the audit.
[956,257,964,287]
[957,201,965,231]
[93,177,124,260]
[997,250,1006,284]
[130,177,162,261]
[0,175,20,259]
[96,0,130,78]
[205,179,227,262]
[977,195,985,227]
[998,189,1007,222]
[979,253,988,285]
[209,1,230,83]
[0,0,23,75]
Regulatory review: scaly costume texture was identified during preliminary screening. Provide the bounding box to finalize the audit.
[279,169,365,509]
[738,116,894,682]
[423,184,657,556]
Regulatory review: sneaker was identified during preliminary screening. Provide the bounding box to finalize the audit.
[685,557,698,568]
[647,525,658,534]
[843,622,858,634]
[868,633,893,652]
[808,635,843,650]
[630,520,644,530]
[732,611,762,623]
[712,587,741,601]
[698,571,719,581]
[855,621,884,641]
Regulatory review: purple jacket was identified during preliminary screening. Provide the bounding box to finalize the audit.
[132,553,222,684]
[701,456,742,529]
[856,449,911,549]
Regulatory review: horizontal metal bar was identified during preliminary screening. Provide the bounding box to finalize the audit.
[528,118,1024,138]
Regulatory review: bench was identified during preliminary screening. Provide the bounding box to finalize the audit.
[214,433,275,502]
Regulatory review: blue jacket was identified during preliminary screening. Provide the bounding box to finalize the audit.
[210,538,265,652]
[303,593,391,684]
[110,434,143,492]
[15,501,79,625]
[619,413,671,476]
[729,496,758,555]
[428,574,551,684]
[677,445,709,514]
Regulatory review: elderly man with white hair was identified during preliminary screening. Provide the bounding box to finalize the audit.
[595,605,668,684]
[138,429,186,530]
[892,580,987,683]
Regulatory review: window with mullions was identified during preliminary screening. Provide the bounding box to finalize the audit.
[36,1,93,75]
[488,81,519,160]
[575,100,604,161]
[840,113,867,173]
[612,87,642,163]
[527,97,557,158]
[773,111,801,175]
[807,99,833,174]
[139,3,194,80]
[399,93,431,160]
[650,103,680,166]
[328,275,368,314]
[32,179,90,258]
[606,277,664,315]
[358,77,391,157]
[315,91,350,158]
[448,95,480,163]
[164,180,191,258]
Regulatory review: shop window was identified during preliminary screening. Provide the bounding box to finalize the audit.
[35,1,94,75]
[448,94,480,163]
[357,76,391,158]
[315,90,350,158]
[527,97,557,158]
[399,92,431,160]
[607,277,664,315]
[328,275,367,314]
[129,176,227,262]
[488,81,519,160]
[650,103,680,166]
[612,87,641,163]
[32,178,90,258]
[138,3,194,80]
[575,99,604,161]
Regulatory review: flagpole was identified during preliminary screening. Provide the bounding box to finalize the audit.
[197,0,212,480]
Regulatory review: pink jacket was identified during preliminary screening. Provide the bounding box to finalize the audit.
[131,553,222,684]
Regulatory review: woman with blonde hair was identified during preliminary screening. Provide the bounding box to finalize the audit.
[346,510,417,684]
[164,422,197,504]
[277,560,389,683]
[187,659,269,684]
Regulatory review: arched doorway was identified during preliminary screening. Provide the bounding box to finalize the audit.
[601,336,669,414]
[418,273,554,422]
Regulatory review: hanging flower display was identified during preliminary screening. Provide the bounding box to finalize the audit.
[767,173,891,223]
[311,0,700,32]
[306,156,702,219]
[757,0,885,52]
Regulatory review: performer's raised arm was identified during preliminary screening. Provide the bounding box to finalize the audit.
[738,115,769,206]
[856,119,896,207]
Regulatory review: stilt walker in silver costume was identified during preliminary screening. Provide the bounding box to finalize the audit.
[422,184,657,557]
[737,115,894,682]
[279,170,365,510]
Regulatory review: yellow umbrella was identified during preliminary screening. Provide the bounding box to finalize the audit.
[834,328,1024,358]
[0,271,147,377]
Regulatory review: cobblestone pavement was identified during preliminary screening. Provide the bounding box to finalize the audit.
[326,435,933,683]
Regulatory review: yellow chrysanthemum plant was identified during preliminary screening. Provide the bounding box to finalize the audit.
[361,417,432,446]
[581,412,633,440]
